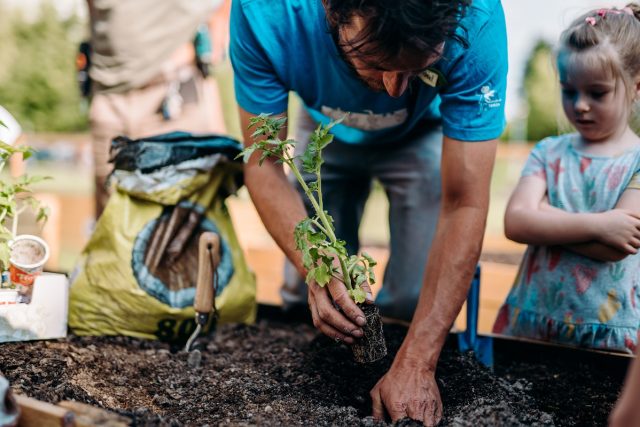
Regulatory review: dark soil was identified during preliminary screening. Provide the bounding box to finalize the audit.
[0,315,626,426]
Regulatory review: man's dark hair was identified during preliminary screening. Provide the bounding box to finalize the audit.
[324,0,471,64]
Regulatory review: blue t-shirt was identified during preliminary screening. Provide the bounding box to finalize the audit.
[230,0,507,144]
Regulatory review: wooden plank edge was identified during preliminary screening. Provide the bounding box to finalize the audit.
[58,400,130,427]
[15,395,74,427]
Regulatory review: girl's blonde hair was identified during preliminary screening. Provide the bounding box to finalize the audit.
[559,3,640,101]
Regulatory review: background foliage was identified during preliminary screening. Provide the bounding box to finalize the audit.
[0,3,577,142]
[523,40,562,142]
[0,1,86,132]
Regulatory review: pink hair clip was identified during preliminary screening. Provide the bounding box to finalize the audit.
[585,16,597,25]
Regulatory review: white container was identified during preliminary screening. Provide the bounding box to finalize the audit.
[0,273,68,342]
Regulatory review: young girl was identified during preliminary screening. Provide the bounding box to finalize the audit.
[493,4,640,353]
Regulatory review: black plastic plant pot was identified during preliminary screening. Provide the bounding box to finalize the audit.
[352,304,387,363]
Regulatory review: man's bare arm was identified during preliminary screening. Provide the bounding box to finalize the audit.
[371,136,497,426]
[403,136,496,370]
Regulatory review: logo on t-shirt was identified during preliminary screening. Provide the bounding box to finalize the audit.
[419,68,446,88]
[321,106,408,131]
[478,85,502,113]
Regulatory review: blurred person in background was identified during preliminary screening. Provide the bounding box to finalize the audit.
[85,0,230,218]
[0,105,26,177]
[0,105,22,146]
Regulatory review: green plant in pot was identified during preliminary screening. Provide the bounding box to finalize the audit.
[0,120,49,297]
[239,114,387,363]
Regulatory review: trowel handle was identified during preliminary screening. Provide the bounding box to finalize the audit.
[465,265,482,343]
[194,232,220,315]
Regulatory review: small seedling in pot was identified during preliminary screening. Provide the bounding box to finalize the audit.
[0,120,49,291]
[239,114,386,363]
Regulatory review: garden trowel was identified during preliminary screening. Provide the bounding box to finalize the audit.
[457,265,494,368]
[184,232,220,364]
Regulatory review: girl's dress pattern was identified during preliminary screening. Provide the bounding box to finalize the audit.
[493,133,640,353]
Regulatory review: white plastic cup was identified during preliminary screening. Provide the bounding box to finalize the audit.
[9,235,50,300]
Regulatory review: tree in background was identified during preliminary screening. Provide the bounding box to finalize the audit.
[0,2,86,132]
[523,40,563,142]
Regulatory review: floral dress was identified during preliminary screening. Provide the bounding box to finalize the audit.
[493,134,640,353]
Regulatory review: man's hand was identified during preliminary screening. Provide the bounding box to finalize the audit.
[370,356,442,426]
[307,278,372,344]
[594,209,640,254]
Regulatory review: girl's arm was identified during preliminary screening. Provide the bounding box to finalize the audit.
[541,190,640,261]
[504,176,602,245]
[561,242,627,262]
[538,202,626,262]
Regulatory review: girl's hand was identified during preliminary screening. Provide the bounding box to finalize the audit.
[595,209,640,253]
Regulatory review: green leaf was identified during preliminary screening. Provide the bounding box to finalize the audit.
[311,263,331,287]
[302,250,313,269]
[368,267,376,286]
[294,218,314,251]
[0,244,9,271]
[333,239,347,257]
[305,267,317,285]
[37,206,50,223]
[236,144,257,163]
[352,264,365,275]
[353,272,367,287]
[346,254,359,267]
[301,144,320,174]
[307,181,319,194]
[308,230,327,245]
[0,141,18,155]
[247,114,288,143]
[348,287,367,304]
[323,211,335,228]
[316,133,333,150]
[258,149,272,166]
[301,247,321,270]
[0,230,13,241]
[362,252,377,267]
[0,141,33,157]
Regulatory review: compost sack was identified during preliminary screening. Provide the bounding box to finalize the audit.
[69,132,256,342]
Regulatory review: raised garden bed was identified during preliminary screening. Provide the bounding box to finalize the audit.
[0,307,628,426]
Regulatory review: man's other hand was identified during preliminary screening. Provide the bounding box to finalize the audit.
[371,356,442,426]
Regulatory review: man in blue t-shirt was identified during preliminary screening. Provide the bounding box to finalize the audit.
[230,0,507,424]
